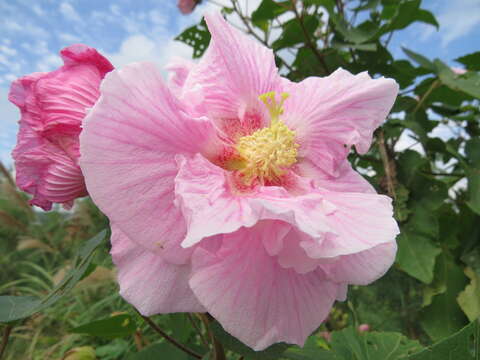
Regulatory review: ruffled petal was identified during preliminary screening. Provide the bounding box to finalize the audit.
[80,62,219,259]
[283,69,398,174]
[9,44,112,210]
[321,241,397,285]
[10,44,113,139]
[12,124,86,211]
[296,159,375,194]
[111,225,204,314]
[183,13,281,139]
[189,225,340,350]
[300,191,399,259]
[165,56,195,96]
[174,155,334,248]
[175,154,257,247]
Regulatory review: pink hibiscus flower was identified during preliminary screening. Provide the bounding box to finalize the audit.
[9,44,113,210]
[80,14,399,350]
[177,0,199,15]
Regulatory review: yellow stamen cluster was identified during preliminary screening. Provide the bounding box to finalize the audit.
[235,92,299,184]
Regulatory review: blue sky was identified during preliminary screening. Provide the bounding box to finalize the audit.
[1,0,479,165]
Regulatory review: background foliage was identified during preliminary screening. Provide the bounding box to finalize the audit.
[1,0,479,358]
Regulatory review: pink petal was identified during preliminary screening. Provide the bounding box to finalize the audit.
[321,242,397,285]
[9,44,112,210]
[12,123,86,211]
[80,62,218,260]
[111,225,204,314]
[190,226,340,350]
[165,56,195,96]
[297,159,375,194]
[175,154,257,247]
[175,155,334,247]
[283,69,398,174]
[183,13,281,138]
[301,191,399,259]
[275,227,321,274]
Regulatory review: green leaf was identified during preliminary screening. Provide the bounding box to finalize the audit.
[456,51,480,71]
[435,59,480,99]
[282,336,334,359]
[0,296,41,323]
[466,138,480,165]
[165,313,194,343]
[381,0,438,33]
[0,230,106,323]
[96,339,130,360]
[273,16,319,50]
[211,321,289,359]
[329,327,423,360]
[332,17,378,44]
[175,18,211,58]
[458,268,480,322]
[127,342,192,360]
[397,150,428,186]
[396,230,441,284]
[415,9,439,29]
[332,42,377,51]
[467,170,480,215]
[420,255,469,340]
[408,320,479,360]
[408,204,439,239]
[251,0,290,32]
[71,314,137,339]
[402,47,435,71]
[201,351,213,360]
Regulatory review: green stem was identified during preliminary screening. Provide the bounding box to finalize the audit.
[413,79,440,114]
[140,314,202,359]
[290,0,330,74]
[378,129,396,199]
[199,314,226,360]
[187,313,210,349]
[0,325,13,360]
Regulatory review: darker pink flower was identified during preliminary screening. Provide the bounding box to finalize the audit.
[80,14,399,350]
[451,67,467,75]
[177,0,199,15]
[9,44,113,210]
[358,324,370,332]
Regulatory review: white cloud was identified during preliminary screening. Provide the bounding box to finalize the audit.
[421,0,480,47]
[32,4,45,17]
[59,2,82,23]
[106,34,192,71]
[36,54,62,72]
[58,33,81,43]
[3,20,49,39]
[24,40,50,56]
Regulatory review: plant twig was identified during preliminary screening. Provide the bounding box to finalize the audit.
[139,314,202,359]
[187,313,209,349]
[230,0,269,46]
[290,0,330,74]
[413,79,440,114]
[384,30,395,48]
[199,314,226,360]
[0,325,13,360]
[0,162,15,188]
[378,129,396,199]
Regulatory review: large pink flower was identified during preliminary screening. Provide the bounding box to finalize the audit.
[80,14,399,350]
[9,44,113,210]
